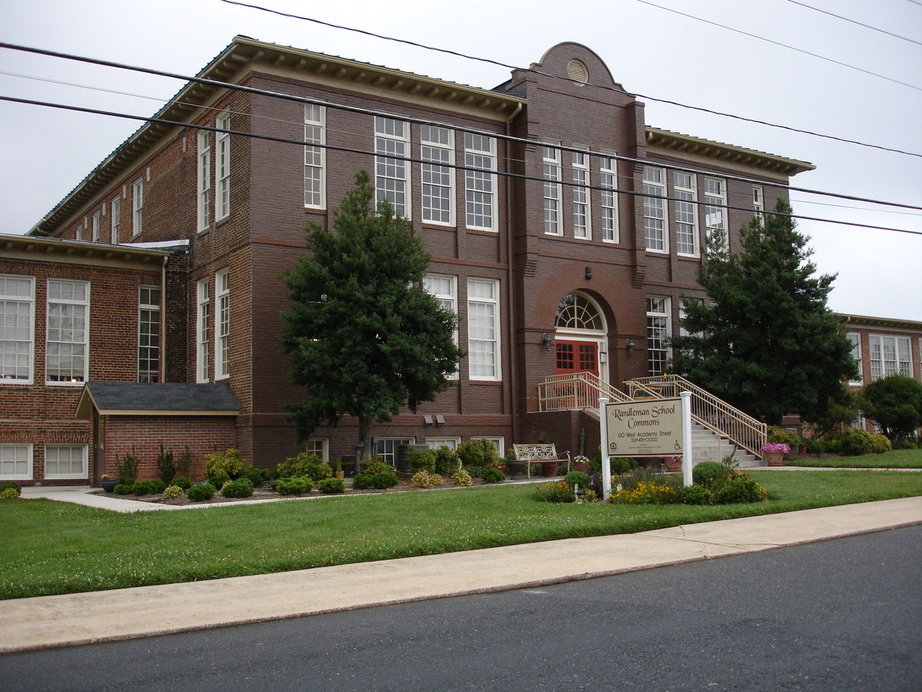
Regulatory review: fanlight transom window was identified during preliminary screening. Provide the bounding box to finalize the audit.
[555,294,603,331]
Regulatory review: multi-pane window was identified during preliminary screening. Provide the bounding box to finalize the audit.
[423,274,458,380]
[215,110,231,221]
[421,125,454,225]
[0,275,34,383]
[305,438,329,462]
[0,444,31,480]
[572,150,591,239]
[110,197,121,244]
[464,133,497,231]
[869,334,912,381]
[196,279,210,383]
[374,117,410,218]
[703,177,727,252]
[600,156,619,243]
[846,332,862,385]
[46,280,89,383]
[132,179,143,236]
[642,166,667,252]
[467,278,500,381]
[376,437,414,466]
[215,269,229,380]
[426,437,460,451]
[304,104,326,209]
[44,444,86,479]
[646,296,670,376]
[197,130,212,232]
[91,211,101,242]
[673,172,699,256]
[138,286,160,383]
[752,186,764,223]
[542,146,563,235]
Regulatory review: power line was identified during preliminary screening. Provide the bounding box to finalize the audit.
[3,40,919,213]
[4,94,919,237]
[637,0,922,91]
[785,0,922,47]
[214,0,922,159]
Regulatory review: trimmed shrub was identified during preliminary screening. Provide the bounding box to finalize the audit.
[156,444,176,485]
[145,479,166,494]
[127,479,164,495]
[457,439,498,469]
[411,470,432,487]
[205,449,258,487]
[837,428,876,456]
[869,433,892,454]
[692,461,734,489]
[452,468,473,486]
[220,478,254,498]
[564,470,591,490]
[714,476,767,504]
[243,467,265,487]
[317,477,345,494]
[405,447,437,473]
[804,438,827,455]
[351,473,374,490]
[186,482,216,501]
[0,487,19,500]
[371,470,399,489]
[273,476,313,495]
[361,458,392,475]
[534,481,576,503]
[0,481,21,497]
[427,473,444,486]
[171,476,192,490]
[609,458,636,474]
[679,483,714,505]
[275,453,332,481]
[113,482,135,495]
[162,485,184,499]
[480,466,506,484]
[767,426,800,447]
[114,450,139,483]
[434,447,460,475]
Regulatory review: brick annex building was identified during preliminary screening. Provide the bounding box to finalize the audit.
[6,36,907,486]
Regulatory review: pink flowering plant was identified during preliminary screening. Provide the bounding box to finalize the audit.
[760,443,790,454]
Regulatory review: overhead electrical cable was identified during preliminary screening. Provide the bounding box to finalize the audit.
[785,0,922,47]
[3,93,920,237]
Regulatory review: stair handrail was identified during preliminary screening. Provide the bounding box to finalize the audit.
[624,375,766,457]
[538,372,632,412]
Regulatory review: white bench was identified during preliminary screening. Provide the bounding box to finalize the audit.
[512,444,571,478]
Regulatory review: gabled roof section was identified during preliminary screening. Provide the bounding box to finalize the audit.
[76,382,240,419]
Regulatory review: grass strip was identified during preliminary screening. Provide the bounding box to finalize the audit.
[786,448,922,468]
[1,469,921,600]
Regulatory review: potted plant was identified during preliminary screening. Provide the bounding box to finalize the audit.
[573,455,591,473]
[665,455,682,472]
[100,474,118,493]
[761,443,790,466]
[540,460,558,477]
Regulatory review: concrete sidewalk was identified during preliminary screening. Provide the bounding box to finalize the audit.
[2,495,920,653]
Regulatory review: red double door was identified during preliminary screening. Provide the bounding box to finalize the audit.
[555,340,599,376]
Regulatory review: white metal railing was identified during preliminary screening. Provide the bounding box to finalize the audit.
[538,372,632,412]
[624,374,766,457]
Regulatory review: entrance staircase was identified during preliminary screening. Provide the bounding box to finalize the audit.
[536,373,765,467]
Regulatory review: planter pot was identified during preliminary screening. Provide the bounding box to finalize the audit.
[506,461,526,477]
[540,461,558,477]
[574,462,591,474]
[763,450,785,466]
[664,456,683,473]
[100,478,118,493]
[334,471,345,479]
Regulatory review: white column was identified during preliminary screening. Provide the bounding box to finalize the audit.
[680,391,693,487]
[599,397,611,500]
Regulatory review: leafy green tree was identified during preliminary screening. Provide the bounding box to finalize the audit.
[803,385,861,440]
[281,171,464,458]
[670,199,857,425]
[860,374,922,446]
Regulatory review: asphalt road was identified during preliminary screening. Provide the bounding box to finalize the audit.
[2,525,920,691]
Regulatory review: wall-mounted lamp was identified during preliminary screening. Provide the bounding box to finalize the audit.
[542,332,554,352]
[626,338,635,353]
[584,266,592,280]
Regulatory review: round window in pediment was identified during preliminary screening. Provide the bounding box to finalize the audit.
[566,59,589,85]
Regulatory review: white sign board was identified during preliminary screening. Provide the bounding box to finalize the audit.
[604,398,684,458]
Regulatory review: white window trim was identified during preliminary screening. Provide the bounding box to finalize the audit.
[752,186,764,223]
[600,155,619,243]
[91,211,101,242]
[542,145,563,236]
[43,444,87,480]
[375,437,416,465]
[464,133,497,232]
[374,116,412,219]
[46,279,89,386]
[426,437,461,451]
[132,179,143,237]
[572,149,591,240]
[138,285,160,383]
[0,443,32,481]
[215,269,229,380]
[197,130,212,232]
[646,295,671,376]
[196,279,210,383]
[846,332,863,386]
[110,197,121,244]
[423,274,458,380]
[0,275,35,385]
[703,177,728,253]
[674,172,699,257]
[420,125,455,226]
[642,166,668,253]
[305,438,330,462]
[467,278,501,382]
[869,333,912,381]
[215,110,231,222]
[304,103,326,210]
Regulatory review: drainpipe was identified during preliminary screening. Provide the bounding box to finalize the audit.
[504,101,523,445]
[160,254,167,382]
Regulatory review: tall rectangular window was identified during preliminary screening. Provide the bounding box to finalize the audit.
[74,224,83,241]
[703,177,727,252]
[132,179,143,236]
[752,186,764,223]
[215,269,229,380]
[110,197,121,244]
[138,286,160,383]
[374,117,410,218]
[424,274,458,380]
[0,444,31,480]
[44,444,87,480]
[305,438,329,462]
[0,275,34,384]
[304,104,326,209]
[196,279,210,383]
[91,211,101,242]
[642,166,667,252]
[197,130,212,232]
[215,110,231,221]
[467,278,500,381]
[674,172,699,256]
[542,146,562,235]
[646,296,670,376]
[572,149,591,239]
[421,125,454,225]
[46,280,89,383]
[869,334,912,381]
[600,156,619,243]
[464,133,497,231]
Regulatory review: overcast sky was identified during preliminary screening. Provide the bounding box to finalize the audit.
[1,0,919,320]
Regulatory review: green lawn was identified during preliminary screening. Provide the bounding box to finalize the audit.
[786,448,922,468]
[2,469,921,600]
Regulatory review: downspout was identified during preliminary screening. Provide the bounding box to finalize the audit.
[160,254,168,382]
[504,101,523,446]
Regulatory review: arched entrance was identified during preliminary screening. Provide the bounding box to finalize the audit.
[554,293,609,383]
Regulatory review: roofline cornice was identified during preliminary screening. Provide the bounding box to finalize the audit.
[0,234,175,270]
[839,313,922,333]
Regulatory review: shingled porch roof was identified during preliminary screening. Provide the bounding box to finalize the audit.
[75,382,240,418]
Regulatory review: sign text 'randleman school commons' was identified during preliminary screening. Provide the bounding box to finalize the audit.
[605,398,685,457]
